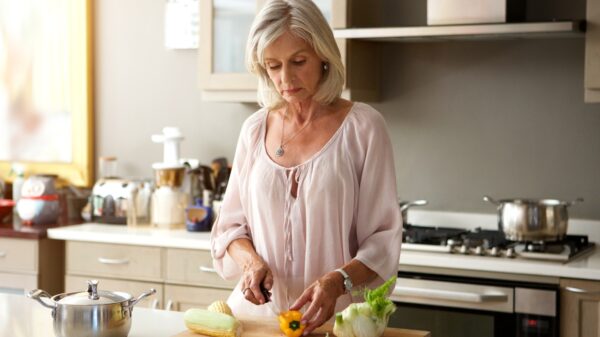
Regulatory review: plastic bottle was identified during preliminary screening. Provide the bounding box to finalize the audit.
[10,163,25,227]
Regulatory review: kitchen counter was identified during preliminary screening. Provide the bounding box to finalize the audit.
[49,223,600,281]
[0,292,186,337]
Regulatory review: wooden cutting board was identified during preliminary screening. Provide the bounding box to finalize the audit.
[172,317,430,337]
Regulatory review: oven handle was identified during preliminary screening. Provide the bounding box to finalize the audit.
[393,285,509,303]
[565,286,600,295]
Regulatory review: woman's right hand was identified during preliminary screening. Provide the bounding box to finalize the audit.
[240,257,273,305]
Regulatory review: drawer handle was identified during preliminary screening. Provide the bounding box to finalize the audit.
[199,266,217,273]
[0,251,6,258]
[151,299,160,310]
[98,257,130,265]
[165,299,174,311]
[565,286,600,295]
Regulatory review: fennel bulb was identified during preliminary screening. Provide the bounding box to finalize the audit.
[332,276,396,337]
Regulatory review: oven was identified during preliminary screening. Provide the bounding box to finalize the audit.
[387,271,559,337]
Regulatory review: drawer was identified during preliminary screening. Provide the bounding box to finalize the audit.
[0,271,38,290]
[166,248,237,289]
[66,275,163,309]
[164,284,232,312]
[0,238,38,273]
[66,242,163,282]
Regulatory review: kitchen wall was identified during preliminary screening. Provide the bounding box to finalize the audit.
[96,0,600,219]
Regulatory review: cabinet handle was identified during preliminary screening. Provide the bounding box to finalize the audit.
[199,266,217,273]
[0,251,6,258]
[165,299,174,311]
[565,286,600,295]
[151,299,160,310]
[97,257,130,265]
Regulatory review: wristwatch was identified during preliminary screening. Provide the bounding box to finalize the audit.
[335,268,353,293]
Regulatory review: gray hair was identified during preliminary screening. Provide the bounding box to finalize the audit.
[245,0,345,109]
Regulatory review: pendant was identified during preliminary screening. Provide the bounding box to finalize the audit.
[275,147,284,157]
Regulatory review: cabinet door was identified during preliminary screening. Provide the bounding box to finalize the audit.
[585,0,600,102]
[66,275,164,309]
[560,278,600,337]
[164,284,232,312]
[198,0,258,93]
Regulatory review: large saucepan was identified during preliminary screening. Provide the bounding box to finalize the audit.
[28,280,156,337]
[483,195,583,242]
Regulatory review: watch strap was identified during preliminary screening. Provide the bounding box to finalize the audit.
[335,268,352,293]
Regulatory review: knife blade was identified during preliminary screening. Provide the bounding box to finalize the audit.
[260,283,280,316]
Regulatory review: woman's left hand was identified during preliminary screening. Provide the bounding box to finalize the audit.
[289,271,345,335]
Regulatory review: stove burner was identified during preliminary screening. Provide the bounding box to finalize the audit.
[403,225,469,246]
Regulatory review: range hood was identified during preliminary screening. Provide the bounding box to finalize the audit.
[333,21,585,42]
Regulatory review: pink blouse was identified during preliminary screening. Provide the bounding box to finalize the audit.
[210,102,402,317]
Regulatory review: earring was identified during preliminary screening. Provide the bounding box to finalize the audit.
[323,63,329,71]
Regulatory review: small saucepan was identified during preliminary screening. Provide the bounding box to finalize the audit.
[483,195,583,242]
[399,199,428,226]
[28,280,156,337]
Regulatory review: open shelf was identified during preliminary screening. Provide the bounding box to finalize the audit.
[333,21,585,42]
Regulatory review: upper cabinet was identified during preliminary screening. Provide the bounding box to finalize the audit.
[198,0,380,102]
[585,0,600,103]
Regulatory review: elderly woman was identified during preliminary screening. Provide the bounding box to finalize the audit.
[210,0,402,333]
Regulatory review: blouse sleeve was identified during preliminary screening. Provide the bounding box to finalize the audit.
[353,107,403,283]
[210,114,259,280]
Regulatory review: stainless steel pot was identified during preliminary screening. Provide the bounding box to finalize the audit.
[28,280,156,337]
[399,199,428,225]
[483,195,583,242]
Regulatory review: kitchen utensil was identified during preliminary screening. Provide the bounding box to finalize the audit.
[172,318,430,337]
[0,199,15,222]
[483,195,584,241]
[28,280,156,337]
[399,199,428,226]
[260,283,281,316]
[91,178,152,225]
[16,174,60,226]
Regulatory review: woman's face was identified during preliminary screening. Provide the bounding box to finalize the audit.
[263,30,324,104]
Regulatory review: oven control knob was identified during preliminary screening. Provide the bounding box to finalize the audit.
[505,248,515,258]
[474,246,484,255]
[490,247,500,257]
[460,245,469,254]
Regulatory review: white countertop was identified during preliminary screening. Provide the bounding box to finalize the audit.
[48,222,600,282]
[0,292,186,337]
[48,223,211,250]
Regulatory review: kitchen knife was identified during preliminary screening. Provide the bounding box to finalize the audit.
[261,283,280,316]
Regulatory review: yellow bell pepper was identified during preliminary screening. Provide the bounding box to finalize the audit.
[278,310,306,337]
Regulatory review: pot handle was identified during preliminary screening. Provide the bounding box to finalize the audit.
[130,288,157,308]
[27,289,56,309]
[483,196,500,205]
[565,198,584,207]
[399,199,428,212]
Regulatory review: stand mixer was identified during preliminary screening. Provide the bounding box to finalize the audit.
[151,127,189,229]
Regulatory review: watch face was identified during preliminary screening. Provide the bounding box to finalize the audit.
[344,278,353,291]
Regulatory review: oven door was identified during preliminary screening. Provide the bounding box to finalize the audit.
[388,274,558,337]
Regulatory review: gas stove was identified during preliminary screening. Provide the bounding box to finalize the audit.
[402,224,595,262]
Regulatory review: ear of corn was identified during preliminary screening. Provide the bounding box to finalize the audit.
[184,308,242,337]
[207,300,233,316]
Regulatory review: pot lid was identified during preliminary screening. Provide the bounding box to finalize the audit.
[56,280,131,305]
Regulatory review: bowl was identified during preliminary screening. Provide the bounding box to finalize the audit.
[0,199,16,222]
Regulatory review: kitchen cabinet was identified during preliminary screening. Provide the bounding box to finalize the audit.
[585,0,600,103]
[0,237,64,294]
[63,241,238,311]
[198,0,380,102]
[560,278,600,337]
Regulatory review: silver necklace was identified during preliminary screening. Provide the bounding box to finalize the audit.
[275,109,317,157]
